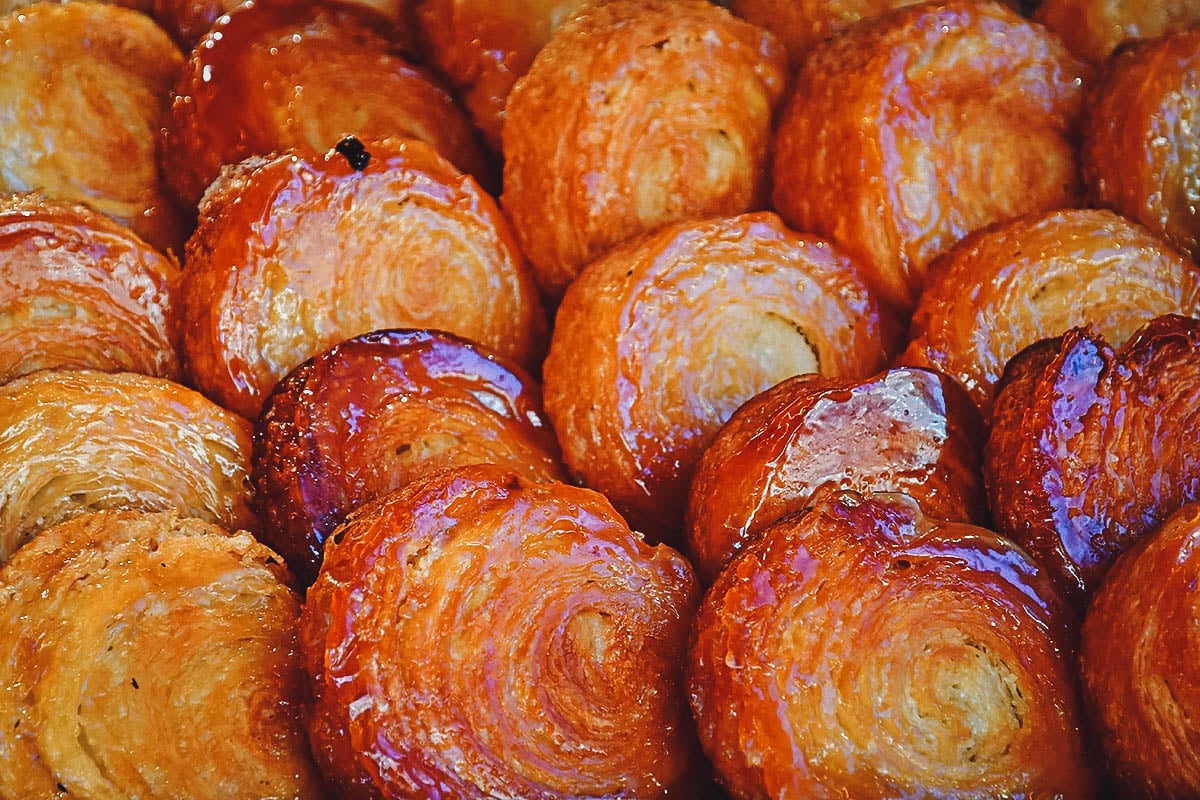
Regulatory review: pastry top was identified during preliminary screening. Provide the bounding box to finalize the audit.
[0,1,187,255]
[1036,0,1200,63]
[729,0,924,66]
[152,0,413,48]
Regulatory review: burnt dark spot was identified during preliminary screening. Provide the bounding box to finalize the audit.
[893,558,911,570]
[651,37,669,50]
[336,136,371,171]
[57,783,68,794]
[131,677,139,689]
[395,443,412,456]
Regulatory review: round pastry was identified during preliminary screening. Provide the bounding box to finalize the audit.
[0,509,324,799]
[254,328,565,586]
[181,139,544,419]
[542,211,888,542]
[0,2,188,256]
[689,490,1097,799]
[728,0,923,67]
[0,368,256,564]
[1036,0,1200,64]
[900,208,1200,415]
[0,193,181,386]
[686,366,987,584]
[301,464,701,798]
[1080,501,1200,797]
[985,314,1200,607]
[501,0,788,300]
[415,0,595,152]
[152,0,412,48]
[160,0,490,211]
[772,0,1089,317]
[1082,27,1200,264]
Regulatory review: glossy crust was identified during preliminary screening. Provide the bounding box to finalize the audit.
[1036,0,1200,63]
[0,193,181,385]
[0,2,187,255]
[182,140,544,419]
[689,490,1097,798]
[1080,501,1200,798]
[0,369,256,565]
[1082,28,1200,264]
[254,328,565,586]
[900,208,1200,415]
[685,367,987,584]
[728,0,923,67]
[153,0,412,48]
[772,0,1089,316]
[985,315,1200,607]
[160,0,489,211]
[501,0,788,300]
[301,464,702,798]
[542,212,888,541]
[0,509,324,799]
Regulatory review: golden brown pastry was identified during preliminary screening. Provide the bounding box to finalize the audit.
[688,490,1098,798]
[1080,501,1200,798]
[900,208,1200,415]
[160,0,490,211]
[301,464,702,798]
[501,0,788,300]
[153,0,412,48]
[686,367,987,584]
[0,193,181,386]
[1036,0,1200,64]
[543,211,889,542]
[985,314,1200,607]
[182,139,544,419]
[728,0,924,67]
[254,328,565,586]
[1082,27,1200,264]
[772,0,1089,317]
[0,509,324,799]
[0,368,256,564]
[0,2,188,256]
[0,0,150,13]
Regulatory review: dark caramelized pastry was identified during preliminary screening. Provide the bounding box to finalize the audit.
[152,0,411,48]
[543,212,888,541]
[182,139,544,419]
[772,0,1089,316]
[1080,502,1200,797]
[901,208,1200,415]
[160,0,489,210]
[1082,28,1200,264]
[254,328,565,585]
[686,367,987,584]
[0,193,181,386]
[0,509,324,799]
[0,369,256,564]
[0,2,187,256]
[501,0,788,299]
[689,490,1097,798]
[985,315,1200,607]
[729,0,923,67]
[1036,0,1200,63]
[301,464,701,798]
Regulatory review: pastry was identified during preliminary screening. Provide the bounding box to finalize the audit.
[728,0,924,67]
[152,0,412,47]
[501,0,788,300]
[254,327,565,586]
[181,138,544,419]
[688,490,1097,798]
[686,366,987,584]
[301,464,702,798]
[542,211,888,542]
[1036,0,1200,63]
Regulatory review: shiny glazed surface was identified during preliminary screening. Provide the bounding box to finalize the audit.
[542,211,888,542]
[985,314,1200,607]
[729,0,924,66]
[152,0,411,48]
[254,328,564,586]
[772,0,1089,316]
[501,0,788,299]
[0,509,324,799]
[301,464,701,798]
[181,139,544,419]
[1036,0,1200,63]
[0,194,182,385]
[685,366,987,584]
[688,491,1096,799]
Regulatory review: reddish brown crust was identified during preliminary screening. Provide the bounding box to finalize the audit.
[985,314,1200,607]
[253,328,565,586]
[181,139,545,419]
[542,211,888,542]
[1082,28,1200,264]
[301,464,701,798]
[685,366,987,584]
[729,0,924,67]
[900,208,1200,415]
[501,0,788,300]
[1080,502,1200,798]
[688,490,1097,798]
[1035,0,1200,64]
[772,0,1089,316]
[152,0,414,49]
